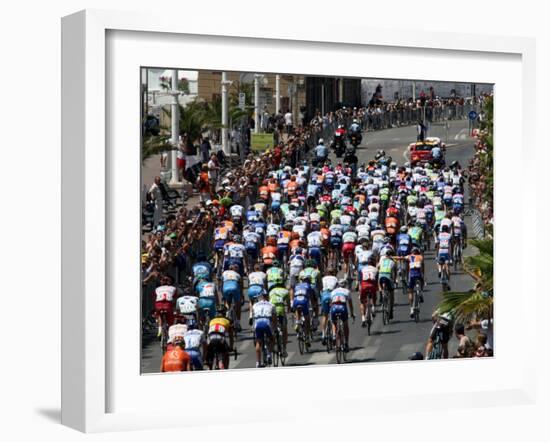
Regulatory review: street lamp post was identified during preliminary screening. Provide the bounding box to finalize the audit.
[169,69,180,184]
[275,74,281,115]
[254,74,263,134]
[221,72,232,155]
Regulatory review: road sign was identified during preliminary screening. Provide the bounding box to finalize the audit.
[238,93,246,110]
[468,110,478,120]
[250,133,274,152]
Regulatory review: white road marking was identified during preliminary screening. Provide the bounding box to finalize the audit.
[454,129,469,140]
[403,150,410,161]
[392,137,401,141]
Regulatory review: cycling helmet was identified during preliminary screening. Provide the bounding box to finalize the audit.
[232,234,242,243]
[400,226,408,233]
[306,259,317,268]
[415,221,423,227]
[216,305,227,316]
[361,210,368,217]
[383,236,391,244]
[318,138,324,144]
[408,352,424,361]
[411,247,421,254]
[186,318,198,329]
[338,279,347,288]
[271,259,281,267]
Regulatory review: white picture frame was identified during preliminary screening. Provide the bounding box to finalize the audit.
[62,9,537,433]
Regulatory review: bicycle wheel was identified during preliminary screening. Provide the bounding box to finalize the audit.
[413,283,421,323]
[325,320,333,353]
[366,304,372,336]
[382,291,390,325]
[297,328,305,355]
[453,248,459,271]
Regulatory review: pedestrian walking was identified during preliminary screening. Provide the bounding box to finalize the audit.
[284,109,293,136]
[207,153,220,194]
[148,176,163,228]
[200,136,212,164]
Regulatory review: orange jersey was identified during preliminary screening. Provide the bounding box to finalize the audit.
[409,254,423,269]
[259,186,270,200]
[268,182,279,193]
[289,239,305,252]
[286,181,298,196]
[261,246,279,264]
[161,347,191,372]
[222,220,234,232]
[320,227,331,246]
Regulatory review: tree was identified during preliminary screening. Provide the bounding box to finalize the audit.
[436,238,493,324]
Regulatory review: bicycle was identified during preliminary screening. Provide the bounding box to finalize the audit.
[428,329,444,360]
[333,312,348,364]
[258,334,272,368]
[294,306,311,355]
[346,260,355,290]
[440,263,450,292]
[324,316,334,353]
[453,237,463,271]
[412,279,422,323]
[398,259,408,295]
[159,310,170,353]
[380,281,392,325]
[226,305,239,360]
[273,316,286,367]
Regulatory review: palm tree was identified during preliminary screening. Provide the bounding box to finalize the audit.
[435,238,493,324]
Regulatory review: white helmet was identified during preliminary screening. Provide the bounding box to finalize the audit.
[319,138,324,144]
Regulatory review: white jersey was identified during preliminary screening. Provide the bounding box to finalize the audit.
[355,246,373,264]
[177,295,198,314]
[289,254,305,275]
[222,270,241,282]
[441,218,453,230]
[254,202,267,214]
[253,300,274,320]
[359,265,378,282]
[340,214,353,226]
[307,231,323,247]
[309,212,321,223]
[226,243,245,258]
[184,329,204,350]
[451,216,463,235]
[155,285,177,302]
[356,224,370,240]
[271,192,281,202]
[266,223,280,237]
[408,206,418,218]
[330,287,350,304]
[438,232,452,253]
[230,205,244,218]
[371,229,385,243]
[292,223,307,238]
[248,271,267,287]
[168,324,187,343]
[329,224,344,237]
[343,231,357,243]
[198,281,216,298]
[322,275,338,292]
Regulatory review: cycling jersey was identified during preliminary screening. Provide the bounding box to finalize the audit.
[359,265,378,282]
[269,287,289,316]
[176,295,198,315]
[408,254,423,276]
[438,232,452,254]
[342,231,357,243]
[266,267,284,287]
[192,262,212,281]
[196,281,216,298]
[214,227,229,241]
[184,329,204,351]
[230,205,244,219]
[224,242,245,259]
[155,285,177,302]
[248,271,267,287]
[322,275,338,292]
[378,257,395,276]
[307,231,323,248]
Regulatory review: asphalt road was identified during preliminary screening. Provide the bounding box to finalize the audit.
[141,119,477,373]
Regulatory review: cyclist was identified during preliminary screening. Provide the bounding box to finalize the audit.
[377,249,397,320]
[266,259,285,291]
[342,226,358,279]
[408,221,423,250]
[160,336,191,372]
[307,225,324,268]
[288,248,306,289]
[253,291,277,368]
[247,263,267,325]
[221,263,243,330]
[223,234,247,277]
[196,280,217,327]
[358,257,378,326]
[407,247,425,318]
[261,237,279,268]
[183,318,207,370]
[243,225,262,272]
[451,212,467,252]
[329,280,355,352]
[299,259,321,328]
[192,254,213,288]
[291,273,314,349]
[320,267,338,345]
[269,283,290,357]
[436,224,453,284]
[425,312,452,359]
[154,274,178,337]
[206,306,233,369]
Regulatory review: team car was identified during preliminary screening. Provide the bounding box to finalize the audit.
[408,137,446,166]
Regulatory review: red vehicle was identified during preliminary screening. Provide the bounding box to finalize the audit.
[408,137,446,166]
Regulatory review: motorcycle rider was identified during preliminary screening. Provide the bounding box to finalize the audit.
[348,118,362,146]
[314,138,329,166]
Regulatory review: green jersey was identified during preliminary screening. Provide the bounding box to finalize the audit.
[269,287,289,316]
[266,267,284,285]
[409,226,422,241]
[406,194,418,206]
[379,257,395,276]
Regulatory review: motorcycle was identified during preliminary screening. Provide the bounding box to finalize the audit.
[349,132,362,148]
[332,127,347,157]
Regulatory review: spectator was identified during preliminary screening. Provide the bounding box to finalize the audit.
[207,153,220,194]
[284,109,293,136]
[454,323,474,358]
[196,164,211,202]
[416,120,426,141]
[148,176,163,229]
[200,136,212,164]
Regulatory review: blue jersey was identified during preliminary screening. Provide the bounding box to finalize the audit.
[396,233,411,254]
[307,183,318,197]
[294,282,313,300]
[193,261,212,280]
